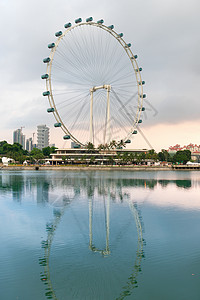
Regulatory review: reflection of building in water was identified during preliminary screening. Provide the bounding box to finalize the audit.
[36,180,50,204]
[1,173,11,187]
[192,179,200,188]
[11,175,24,202]
[0,173,26,202]
[0,172,51,204]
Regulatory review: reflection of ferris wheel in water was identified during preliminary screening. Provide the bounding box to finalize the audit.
[41,17,146,147]
[40,184,145,300]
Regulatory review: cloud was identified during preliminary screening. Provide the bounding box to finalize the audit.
[0,0,199,147]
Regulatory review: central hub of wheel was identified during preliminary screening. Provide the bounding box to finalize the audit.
[90,84,111,93]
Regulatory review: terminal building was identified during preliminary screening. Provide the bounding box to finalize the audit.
[47,147,148,165]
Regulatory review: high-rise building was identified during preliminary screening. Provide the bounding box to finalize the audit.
[26,137,33,151]
[13,129,26,149]
[37,125,49,150]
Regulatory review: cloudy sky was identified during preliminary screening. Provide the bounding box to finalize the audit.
[0,0,199,151]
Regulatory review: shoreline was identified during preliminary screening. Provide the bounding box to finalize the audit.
[0,165,197,171]
[1,165,200,171]
[1,165,171,171]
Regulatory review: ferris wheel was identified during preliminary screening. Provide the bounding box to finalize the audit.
[41,17,146,147]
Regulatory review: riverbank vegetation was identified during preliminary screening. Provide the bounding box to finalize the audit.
[0,140,192,165]
[0,141,56,164]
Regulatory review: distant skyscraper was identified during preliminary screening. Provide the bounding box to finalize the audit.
[13,129,21,144]
[37,125,49,150]
[22,134,25,150]
[26,137,33,151]
[13,129,26,149]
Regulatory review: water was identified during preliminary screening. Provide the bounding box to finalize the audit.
[0,170,200,300]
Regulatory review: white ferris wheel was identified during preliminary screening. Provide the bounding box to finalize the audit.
[41,17,146,147]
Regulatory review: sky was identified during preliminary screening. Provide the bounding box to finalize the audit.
[0,0,199,151]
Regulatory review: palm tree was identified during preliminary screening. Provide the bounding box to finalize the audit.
[117,140,126,149]
[85,142,95,153]
[97,144,105,151]
[104,143,110,151]
[147,149,158,161]
[109,140,117,149]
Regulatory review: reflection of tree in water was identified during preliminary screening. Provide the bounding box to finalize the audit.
[43,175,193,193]
[0,171,194,205]
[158,179,192,189]
[36,179,50,204]
[158,180,170,188]
[115,178,157,189]
[39,176,146,300]
[175,180,192,189]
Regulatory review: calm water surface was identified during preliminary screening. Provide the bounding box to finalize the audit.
[0,170,200,300]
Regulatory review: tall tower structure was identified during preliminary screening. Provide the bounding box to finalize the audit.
[26,137,33,151]
[13,128,26,149]
[37,125,49,150]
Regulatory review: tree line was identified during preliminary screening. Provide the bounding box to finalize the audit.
[85,142,191,164]
[0,141,56,164]
[0,140,192,165]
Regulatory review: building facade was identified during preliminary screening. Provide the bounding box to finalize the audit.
[26,137,33,152]
[13,129,26,149]
[47,148,148,165]
[37,125,49,150]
